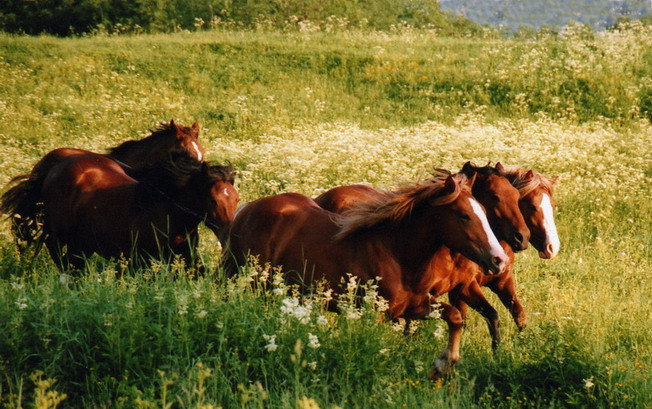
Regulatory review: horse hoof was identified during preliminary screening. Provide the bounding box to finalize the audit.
[514,313,527,331]
[428,358,450,382]
[515,315,528,330]
[428,368,445,383]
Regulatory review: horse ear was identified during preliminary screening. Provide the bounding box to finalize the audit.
[461,161,474,175]
[495,162,505,173]
[525,169,535,180]
[466,172,477,188]
[191,121,201,136]
[443,175,457,194]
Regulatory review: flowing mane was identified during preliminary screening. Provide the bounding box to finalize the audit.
[135,151,234,207]
[504,167,556,198]
[108,122,177,158]
[335,170,469,240]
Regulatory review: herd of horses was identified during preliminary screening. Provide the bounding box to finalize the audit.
[0,120,560,379]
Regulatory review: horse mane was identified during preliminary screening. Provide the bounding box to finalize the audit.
[504,166,555,198]
[335,170,469,240]
[134,150,234,207]
[460,162,506,178]
[108,122,176,158]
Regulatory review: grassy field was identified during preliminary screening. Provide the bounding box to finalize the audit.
[0,24,651,408]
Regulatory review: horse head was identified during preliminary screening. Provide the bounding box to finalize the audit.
[170,120,205,162]
[514,170,560,259]
[197,163,239,241]
[461,161,530,252]
[426,173,509,275]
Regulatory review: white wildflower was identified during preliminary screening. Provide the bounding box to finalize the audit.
[433,325,446,339]
[428,303,442,319]
[280,297,312,324]
[196,310,208,319]
[346,309,362,320]
[584,376,594,389]
[316,315,328,326]
[307,333,320,349]
[263,334,278,352]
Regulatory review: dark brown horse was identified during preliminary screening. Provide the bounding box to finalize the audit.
[226,171,509,378]
[2,150,237,270]
[0,121,205,252]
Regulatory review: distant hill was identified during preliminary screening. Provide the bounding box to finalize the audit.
[439,0,652,31]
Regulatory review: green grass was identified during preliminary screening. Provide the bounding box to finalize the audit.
[0,27,651,408]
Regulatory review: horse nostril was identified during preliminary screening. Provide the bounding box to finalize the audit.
[492,256,504,273]
[514,232,523,243]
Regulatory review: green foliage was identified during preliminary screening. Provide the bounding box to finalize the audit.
[0,0,478,36]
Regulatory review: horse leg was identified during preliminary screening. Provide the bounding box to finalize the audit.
[448,290,469,322]
[428,302,463,381]
[487,272,527,330]
[45,237,78,271]
[452,281,502,350]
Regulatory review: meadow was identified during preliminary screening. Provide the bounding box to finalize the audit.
[0,22,651,408]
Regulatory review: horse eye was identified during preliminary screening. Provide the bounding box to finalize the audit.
[460,213,471,221]
[490,194,500,201]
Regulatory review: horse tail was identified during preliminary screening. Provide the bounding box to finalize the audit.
[1,174,44,250]
[0,152,61,251]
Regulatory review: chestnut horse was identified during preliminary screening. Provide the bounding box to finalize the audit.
[226,171,509,378]
[450,165,559,334]
[2,151,237,270]
[315,163,559,350]
[315,163,529,352]
[1,121,205,253]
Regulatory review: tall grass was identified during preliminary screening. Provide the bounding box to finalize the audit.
[0,25,650,408]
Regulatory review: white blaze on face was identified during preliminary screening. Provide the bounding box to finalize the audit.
[191,141,203,161]
[223,188,229,197]
[540,193,560,257]
[469,198,508,260]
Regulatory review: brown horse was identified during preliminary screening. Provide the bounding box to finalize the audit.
[315,163,559,351]
[0,121,205,252]
[315,163,530,351]
[226,171,509,378]
[450,165,559,334]
[2,150,237,270]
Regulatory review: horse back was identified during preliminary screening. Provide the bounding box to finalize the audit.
[314,184,385,214]
[228,192,347,285]
[41,154,136,243]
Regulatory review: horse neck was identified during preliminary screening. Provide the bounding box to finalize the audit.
[354,216,445,283]
[110,137,170,168]
[159,197,204,234]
